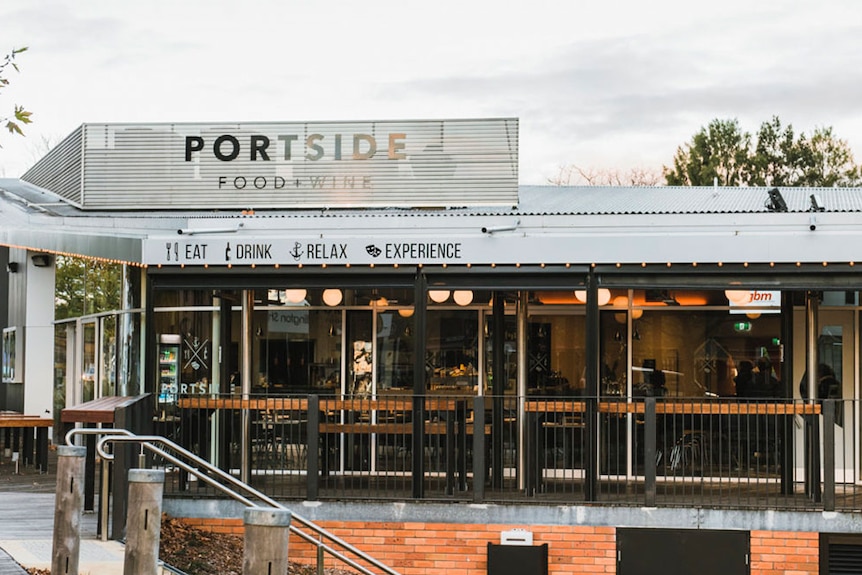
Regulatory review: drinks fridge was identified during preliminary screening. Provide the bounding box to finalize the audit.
[158,334,181,404]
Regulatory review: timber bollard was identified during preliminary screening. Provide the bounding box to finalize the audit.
[243,507,292,575]
[52,445,87,575]
[123,468,165,575]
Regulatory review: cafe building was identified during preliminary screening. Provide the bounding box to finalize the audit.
[2,118,862,574]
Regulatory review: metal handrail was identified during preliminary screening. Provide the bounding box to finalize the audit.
[67,428,401,575]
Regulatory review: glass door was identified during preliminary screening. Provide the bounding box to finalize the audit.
[795,307,856,484]
[817,310,855,483]
[80,319,98,403]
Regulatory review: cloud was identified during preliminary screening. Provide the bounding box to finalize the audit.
[2,0,861,183]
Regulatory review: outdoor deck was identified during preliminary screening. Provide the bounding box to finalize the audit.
[145,394,860,513]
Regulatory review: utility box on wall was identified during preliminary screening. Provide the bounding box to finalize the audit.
[487,533,548,575]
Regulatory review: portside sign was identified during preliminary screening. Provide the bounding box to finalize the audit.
[78,118,518,210]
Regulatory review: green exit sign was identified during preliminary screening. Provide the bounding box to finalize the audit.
[734,321,752,332]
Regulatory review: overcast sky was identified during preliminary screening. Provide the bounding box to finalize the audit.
[1,0,861,184]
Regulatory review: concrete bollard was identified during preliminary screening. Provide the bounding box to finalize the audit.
[123,468,166,575]
[52,445,87,575]
[243,507,292,575]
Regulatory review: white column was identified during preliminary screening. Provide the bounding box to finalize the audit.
[24,251,55,417]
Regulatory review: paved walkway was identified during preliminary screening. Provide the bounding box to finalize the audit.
[0,448,127,574]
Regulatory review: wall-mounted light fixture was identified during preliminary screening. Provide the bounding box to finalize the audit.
[31,254,52,267]
[6,262,18,273]
[481,219,521,234]
[177,222,245,235]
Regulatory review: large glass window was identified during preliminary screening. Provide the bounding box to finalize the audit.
[376,310,414,392]
[624,289,783,398]
[257,305,342,395]
[155,309,215,398]
[2,327,17,383]
[528,291,588,396]
[426,309,479,394]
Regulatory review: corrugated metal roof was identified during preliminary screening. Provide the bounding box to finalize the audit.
[514,186,862,215]
[3,179,862,219]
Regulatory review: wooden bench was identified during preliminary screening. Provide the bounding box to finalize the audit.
[60,395,146,425]
[61,395,151,511]
[0,413,53,472]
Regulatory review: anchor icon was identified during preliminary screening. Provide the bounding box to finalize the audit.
[289,242,302,261]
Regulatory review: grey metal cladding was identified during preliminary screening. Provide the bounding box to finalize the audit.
[34,119,519,211]
[20,125,84,206]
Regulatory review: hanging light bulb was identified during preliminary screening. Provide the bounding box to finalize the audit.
[725,289,749,305]
[453,290,474,306]
[322,289,343,306]
[598,289,612,306]
[575,288,611,305]
[574,289,612,305]
[284,289,307,303]
[429,290,450,303]
[398,308,414,318]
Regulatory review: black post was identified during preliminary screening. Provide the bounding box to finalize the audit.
[457,400,467,492]
[491,292,506,488]
[644,398,656,506]
[525,410,540,496]
[779,291,794,494]
[823,399,835,511]
[584,272,600,502]
[411,272,427,499]
[307,395,319,500]
[22,425,34,465]
[472,396,485,502]
[84,424,96,511]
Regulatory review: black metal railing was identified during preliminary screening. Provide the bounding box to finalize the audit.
[160,394,861,512]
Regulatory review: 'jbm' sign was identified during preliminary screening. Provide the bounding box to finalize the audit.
[728,290,781,314]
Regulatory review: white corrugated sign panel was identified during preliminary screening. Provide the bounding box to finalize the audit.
[74,119,518,210]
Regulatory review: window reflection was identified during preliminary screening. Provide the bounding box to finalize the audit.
[376,310,414,392]
[628,292,782,398]
[527,314,586,396]
[427,309,478,394]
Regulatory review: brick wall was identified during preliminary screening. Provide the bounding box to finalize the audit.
[181,519,821,575]
[183,518,616,574]
[750,531,819,575]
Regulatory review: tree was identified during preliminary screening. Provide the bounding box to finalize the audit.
[664,119,751,186]
[548,164,662,186]
[748,116,797,186]
[0,47,32,140]
[54,256,123,321]
[793,127,861,186]
[665,116,862,187]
